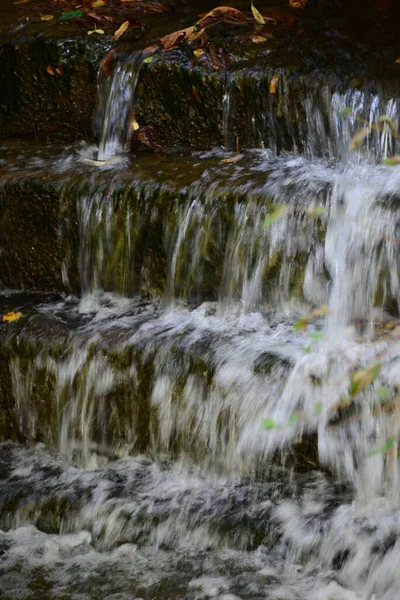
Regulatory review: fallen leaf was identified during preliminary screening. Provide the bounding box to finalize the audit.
[99,48,117,78]
[251,1,265,25]
[132,120,140,131]
[396,59,400,64]
[46,65,56,75]
[252,35,267,43]
[349,127,371,152]
[83,158,117,166]
[14,0,30,4]
[294,305,329,331]
[348,363,381,400]
[289,0,308,7]
[60,9,84,21]
[188,28,206,42]
[88,28,105,35]
[160,26,195,50]
[3,312,22,322]
[269,73,280,94]
[40,15,54,21]
[193,49,204,57]
[265,204,288,227]
[198,6,247,28]
[92,0,105,7]
[143,56,154,64]
[384,156,400,166]
[221,154,242,163]
[377,115,399,135]
[114,20,129,40]
[55,66,63,76]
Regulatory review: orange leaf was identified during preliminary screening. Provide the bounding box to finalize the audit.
[46,65,55,75]
[114,20,129,40]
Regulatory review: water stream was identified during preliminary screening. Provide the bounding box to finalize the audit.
[3,54,400,600]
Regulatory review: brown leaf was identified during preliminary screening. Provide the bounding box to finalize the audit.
[46,65,55,75]
[187,27,206,42]
[198,6,247,28]
[99,48,117,79]
[160,26,195,50]
[114,20,129,40]
[349,127,371,152]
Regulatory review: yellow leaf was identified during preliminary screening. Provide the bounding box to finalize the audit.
[269,73,280,94]
[396,59,400,64]
[132,120,140,131]
[193,49,204,57]
[252,36,267,43]
[114,21,129,40]
[40,15,54,21]
[251,1,265,25]
[14,0,30,4]
[88,29,105,35]
[289,0,308,7]
[83,158,117,167]
[92,0,105,7]
[3,312,22,322]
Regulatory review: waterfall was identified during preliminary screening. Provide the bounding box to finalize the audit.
[4,48,400,600]
[96,53,142,161]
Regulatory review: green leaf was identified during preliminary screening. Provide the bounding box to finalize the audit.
[59,9,84,21]
[289,412,299,425]
[302,344,312,353]
[265,204,288,227]
[305,206,326,219]
[294,305,329,331]
[384,156,400,166]
[309,332,324,341]
[342,107,354,116]
[143,56,154,64]
[376,387,389,401]
[262,418,276,430]
[202,370,208,377]
[314,402,323,414]
[348,363,381,399]
[377,116,398,135]
[367,437,394,457]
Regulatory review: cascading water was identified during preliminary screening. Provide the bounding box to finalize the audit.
[4,53,400,600]
[96,53,143,161]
